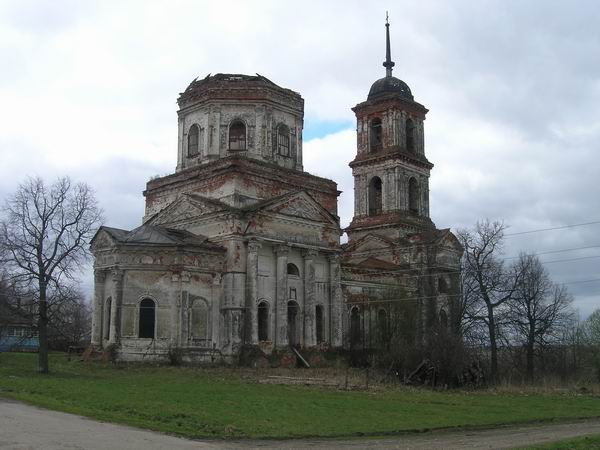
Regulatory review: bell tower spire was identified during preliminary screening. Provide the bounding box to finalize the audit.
[383,12,395,77]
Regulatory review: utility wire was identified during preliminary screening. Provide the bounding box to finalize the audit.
[349,250,600,283]
[346,278,600,306]
[504,220,600,236]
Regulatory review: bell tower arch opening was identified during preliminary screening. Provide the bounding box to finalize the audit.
[368,176,383,216]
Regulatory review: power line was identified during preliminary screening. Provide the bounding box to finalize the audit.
[505,220,600,237]
[349,251,600,283]
[503,244,600,259]
[346,277,600,306]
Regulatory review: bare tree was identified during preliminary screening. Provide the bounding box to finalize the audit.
[0,177,102,373]
[458,220,519,383]
[46,285,91,350]
[509,254,574,382]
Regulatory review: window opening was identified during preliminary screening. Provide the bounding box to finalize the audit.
[188,124,199,156]
[370,118,382,152]
[229,120,246,151]
[368,176,383,216]
[277,124,290,156]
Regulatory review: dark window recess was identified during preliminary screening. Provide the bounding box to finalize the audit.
[408,177,419,214]
[378,309,388,346]
[438,277,449,294]
[406,118,415,153]
[350,307,361,348]
[370,118,382,153]
[188,124,199,156]
[287,301,299,346]
[139,298,156,339]
[229,121,246,150]
[258,301,269,341]
[368,176,383,216]
[287,263,299,276]
[439,309,448,328]
[316,305,324,343]
[277,124,290,156]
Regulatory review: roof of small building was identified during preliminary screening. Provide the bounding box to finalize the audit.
[97,225,225,252]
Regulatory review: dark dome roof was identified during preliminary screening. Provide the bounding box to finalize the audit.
[368,76,413,101]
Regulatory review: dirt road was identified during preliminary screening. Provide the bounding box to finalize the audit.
[1,398,599,449]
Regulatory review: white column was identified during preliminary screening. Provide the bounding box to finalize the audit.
[246,240,261,344]
[275,245,289,348]
[303,250,317,347]
[108,269,123,345]
[329,254,343,347]
[91,270,105,346]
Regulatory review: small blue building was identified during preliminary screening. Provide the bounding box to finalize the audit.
[0,303,39,352]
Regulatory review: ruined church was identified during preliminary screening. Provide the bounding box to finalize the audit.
[89,22,462,362]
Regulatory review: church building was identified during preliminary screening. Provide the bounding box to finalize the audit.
[89,21,462,362]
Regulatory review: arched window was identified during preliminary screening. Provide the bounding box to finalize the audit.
[229,120,246,151]
[287,263,300,277]
[368,176,383,216]
[378,309,388,345]
[258,301,269,341]
[408,177,419,214]
[315,305,324,344]
[439,309,448,329]
[350,307,361,348]
[188,124,199,156]
[277,124,290,156]
[139,298,156,339]
[405,118,415,153]
[370,118,382,153]
[287,301,300,346]
[104,297,112,341]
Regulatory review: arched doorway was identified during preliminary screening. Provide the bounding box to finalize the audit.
[139,298,156,339]
[257,301,269,341]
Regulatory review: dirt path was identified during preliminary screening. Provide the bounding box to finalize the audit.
[1,398,599,449]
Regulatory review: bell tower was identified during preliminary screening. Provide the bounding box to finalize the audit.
[346,17,434,242]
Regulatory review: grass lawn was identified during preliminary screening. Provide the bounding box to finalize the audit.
[1,352,600,440]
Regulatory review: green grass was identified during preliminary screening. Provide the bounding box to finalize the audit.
[520,434,600,449]
[1,353,600,440]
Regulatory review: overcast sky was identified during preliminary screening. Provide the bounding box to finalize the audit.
[1,0,599,317]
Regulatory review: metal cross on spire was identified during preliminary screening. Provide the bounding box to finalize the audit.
[383,12,395,77]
